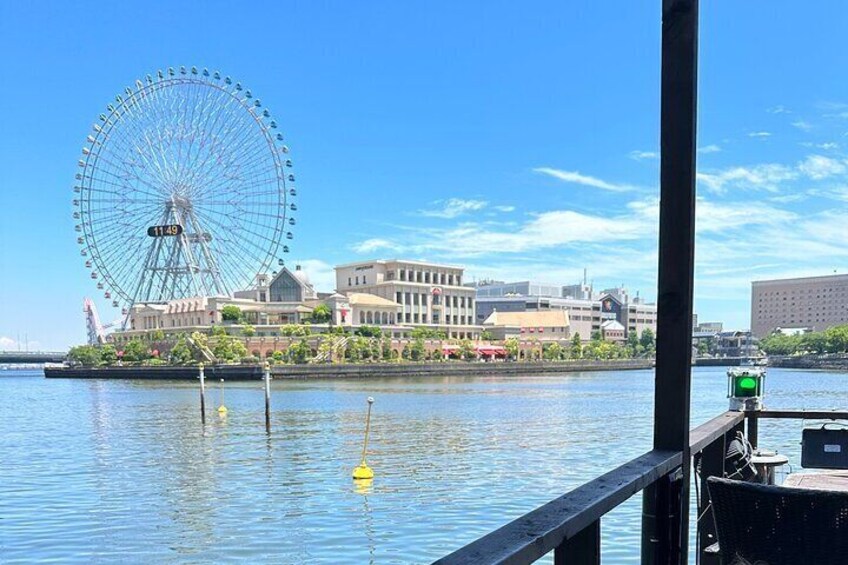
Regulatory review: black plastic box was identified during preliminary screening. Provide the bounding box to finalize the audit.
[801,427,848,469]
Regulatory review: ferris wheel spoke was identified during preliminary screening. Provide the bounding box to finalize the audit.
[103,99,174,191]
[191,207,277,269]
[187,100,267,199]
[190,127,279,201]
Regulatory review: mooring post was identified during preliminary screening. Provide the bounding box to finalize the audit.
[199,363,206,424]
[263,362,271,432]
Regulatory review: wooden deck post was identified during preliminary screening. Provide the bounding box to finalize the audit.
[642,0,699,563]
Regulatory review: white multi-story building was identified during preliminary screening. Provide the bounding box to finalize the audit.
[334,259,480,338]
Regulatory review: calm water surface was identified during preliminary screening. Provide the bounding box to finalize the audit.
[1,367,846,563]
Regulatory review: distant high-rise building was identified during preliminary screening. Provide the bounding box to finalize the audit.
[751,273,848,337]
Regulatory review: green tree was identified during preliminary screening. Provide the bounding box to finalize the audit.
[570,333,583,359]
[149,329,165,342]
[68,345,102,366]
[169,338,194,365]
[271,350,285,362]
[410,327,447,339]
[287,339,312,364]
[626,331,639,351]
[221,305,242,322]
[242,324,256,337]
[381,339,393,361]
[212,336,248,362]
[504,338,520,360]
[459,340,476,361]
[802,332,828,354]
[639,328,655,350]
[355,325,383,338]
[100,344,118,365]
[211,325,227,337]
[122,339,150,363]
[409,338,426,361]
[590,330,602,342]
[543,342,563,361]
[310,303,332,324]
[824,325,848,353]
[480,330,494,341]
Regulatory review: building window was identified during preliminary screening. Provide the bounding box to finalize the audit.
[348,277,352,286]
[355,276,359,285]
[363,275,367,284]
[396,291,402,303]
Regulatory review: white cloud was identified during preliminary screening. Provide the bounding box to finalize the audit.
[798,154,846,180]
[818,142,839,150]
[0,336,41,351]
[629,150,658,161]
[748,131,772,138]
[791,120,813,131]
[698,144,721,154]
[493,205,515,213]
[767,105,790,114]
[697,164,797,194]
[533,167,636,192]
[294,259,336,293]
[352,238,400,254]
[419,198,488,219]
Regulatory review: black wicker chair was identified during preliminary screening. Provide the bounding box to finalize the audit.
[707,476,848,565]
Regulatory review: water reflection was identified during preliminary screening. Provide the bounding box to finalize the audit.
[1,368,847,563]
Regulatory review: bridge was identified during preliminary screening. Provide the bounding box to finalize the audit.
[0,351,66,364]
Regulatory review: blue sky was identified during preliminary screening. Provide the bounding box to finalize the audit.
[1,1,847,350]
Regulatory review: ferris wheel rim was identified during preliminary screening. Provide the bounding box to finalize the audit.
[73,67,296,307]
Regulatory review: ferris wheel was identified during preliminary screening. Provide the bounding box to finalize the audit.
[73,66,297,312]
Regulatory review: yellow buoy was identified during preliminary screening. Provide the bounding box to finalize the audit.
[352,397,375,479]
[218,378,227,414]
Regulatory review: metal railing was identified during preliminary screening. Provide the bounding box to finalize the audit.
[435,408,848,565]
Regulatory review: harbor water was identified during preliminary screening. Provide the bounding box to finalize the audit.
[1,367,846,563]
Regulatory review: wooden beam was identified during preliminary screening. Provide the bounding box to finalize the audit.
[689,412,745,454]
[754,410,848,420]
[645,0,699,563]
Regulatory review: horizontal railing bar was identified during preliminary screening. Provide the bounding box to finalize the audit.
[689,412,744,453]
[753,410,848,420]
[433,449,682,565]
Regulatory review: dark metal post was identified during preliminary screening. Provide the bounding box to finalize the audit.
[554,520,600,565]
[199,363,206,424]
[746,413,759,450]
[263,362,272,432]
[642,0,699,563]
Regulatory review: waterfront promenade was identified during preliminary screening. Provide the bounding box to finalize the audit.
[45,359,652,380]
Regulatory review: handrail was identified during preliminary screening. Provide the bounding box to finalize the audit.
[434,450,682,565]
[434,412,743,565]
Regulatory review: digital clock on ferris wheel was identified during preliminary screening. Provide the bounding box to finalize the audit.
[147,224,184,237]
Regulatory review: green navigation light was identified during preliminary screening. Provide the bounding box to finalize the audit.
[738,377,757,390]
[732,374,761,398]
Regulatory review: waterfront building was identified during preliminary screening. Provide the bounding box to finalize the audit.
[127,266,320,332]
[751,273,848,337]
[475,290,656,340]
[334,259,481,339]
[475,280,562,299]
[481,310,571,341]
[695,321,724,333]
